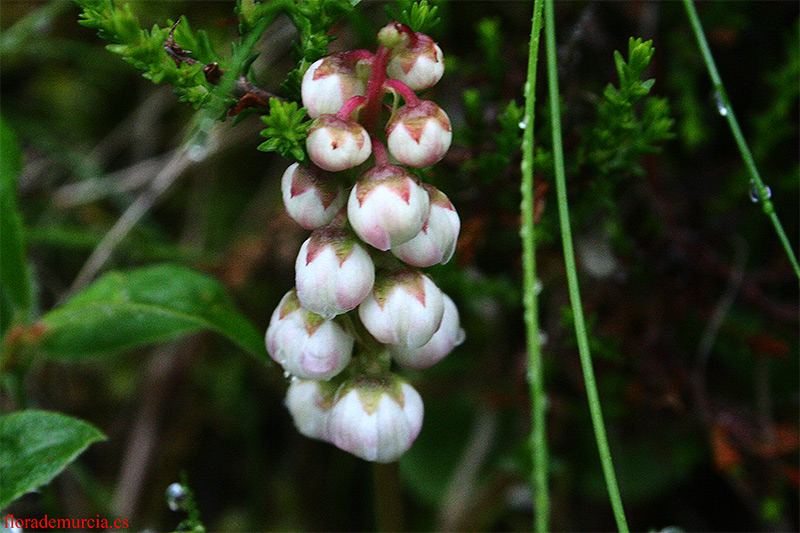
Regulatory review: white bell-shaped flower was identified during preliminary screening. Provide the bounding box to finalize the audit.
[328,374,424,463]
[347,164,430,251]
[295,227,375,319]
[358,268,444,349]
[266,290,354,380]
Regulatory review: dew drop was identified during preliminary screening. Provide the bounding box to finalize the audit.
[714,91,729,117]
[187,136,209,162]
[518,119,527,130]
[749,183,772,203]
[165,482,187,512]
[505,484,533,510]
[187,118,217,162]
[533,279,543,295]
[538,330,548,346]
[34,16,53,33]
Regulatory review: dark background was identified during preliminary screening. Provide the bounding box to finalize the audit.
[1,1,798,531]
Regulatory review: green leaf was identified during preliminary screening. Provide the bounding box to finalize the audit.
[0,410,106,510]
[0,116,32,315]
[258,98,310,162]
[37,264,268,361]
[387,0,440,33]
[583,36,674,180]
[0,116,21,187]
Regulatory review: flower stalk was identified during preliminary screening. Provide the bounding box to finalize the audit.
[544,0,629,531]
[681,0,800,280]
[520,0,548,530]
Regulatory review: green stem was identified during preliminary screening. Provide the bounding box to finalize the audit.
[681,0,800,280]
[520,0,547,531]
[543,1,629,531]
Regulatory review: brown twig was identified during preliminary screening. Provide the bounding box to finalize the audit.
[165,18,280,115]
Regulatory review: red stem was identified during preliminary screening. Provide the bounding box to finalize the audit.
[336,95,367,120]
[343,49,374,63]
[370,135,390,166]
[383,78,420,107]
[361,46,390,133]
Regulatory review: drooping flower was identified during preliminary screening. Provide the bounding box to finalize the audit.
[390,293,464,369]
[266,290,354,380]
[327,373,424,463]
[301,52,369,119]
[382,26,445,91]
[285,378,337,441]
[281,163,347,230]
[295,227,375,319]
[358,268,444,349]
[386,101,452,168]
[307,115,372,172]
[347,164,430,251]
[391,184,460,267]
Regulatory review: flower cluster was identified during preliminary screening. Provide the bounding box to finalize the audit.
[266,22,463,463]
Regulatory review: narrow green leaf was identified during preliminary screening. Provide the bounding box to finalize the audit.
[37,264,268,360]
[0,410,106,510]
[0,116,22,187]
[0,116,32,314]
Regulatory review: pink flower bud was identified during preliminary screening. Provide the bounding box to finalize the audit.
[295,227,375,319]
[266,290,354,380]
[347,165,430,251]
[391,184,460,267]
[358,269,444,349]
[307,115,372,172]
[281,163,347,230]
[390,293,465,369]
[328,374,424,463]
[285,378,336,441]
[386,33,444,91]
[301,52,368,119]
[386,101,452,168]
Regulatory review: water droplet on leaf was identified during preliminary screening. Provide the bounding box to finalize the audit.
[518,120,527,130]
[538,330,548,345]
[533,279,543,295]
[166,482,187,512]
[714,91,729,117]
[187,118,217,162]
[749,184,772,203]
